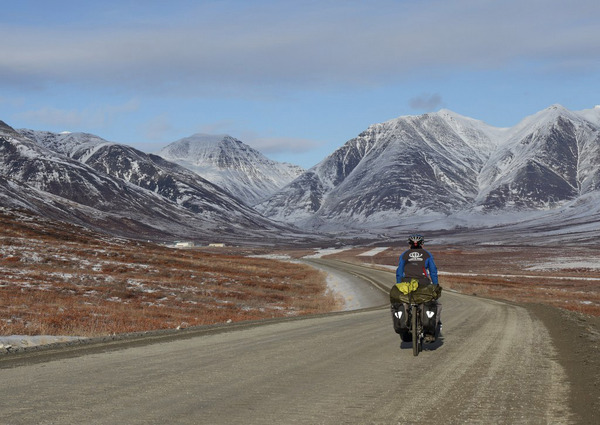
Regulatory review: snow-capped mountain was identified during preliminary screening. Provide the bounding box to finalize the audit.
[3,123,295,242]
[5,104,600,245]
[17,129,110,159]
[20,129,263,217]
[256,109,504,224]
[157,134,304,205]
[476,105,600,209]
[256,105,600,234]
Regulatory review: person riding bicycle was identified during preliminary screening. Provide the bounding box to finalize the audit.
[397,234,438,286]
[391,234,442,343]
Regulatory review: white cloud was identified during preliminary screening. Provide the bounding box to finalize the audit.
[246,136,322,155]
[190,121,322,154]
[14,100,139,131]
[0,0,598,96]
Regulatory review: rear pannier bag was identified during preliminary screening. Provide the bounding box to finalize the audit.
[389,279,442,304]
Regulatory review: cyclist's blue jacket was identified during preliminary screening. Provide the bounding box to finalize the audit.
[396,247,439,284]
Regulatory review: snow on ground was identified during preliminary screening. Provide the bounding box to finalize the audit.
[366,264,600,281]
[301,248,386,310]
[524,260,600,272]
[252,250,384,310]
[0,335,85,351]
[302,247,353,258]
[439,271,600,281]
[324,271,372,311]
[357,247,390,256]
[247,254,296,261]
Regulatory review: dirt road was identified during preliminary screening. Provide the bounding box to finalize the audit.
[0,260,590,424]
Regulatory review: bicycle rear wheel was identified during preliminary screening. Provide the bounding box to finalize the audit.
[411,304,420,356]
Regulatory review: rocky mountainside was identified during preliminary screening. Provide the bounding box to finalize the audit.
[157,134,304,205]
[476,106,600,208]
[4,123,295,242]
[5,103,600,245]
[20,129,259,217]
[256,105,600,236]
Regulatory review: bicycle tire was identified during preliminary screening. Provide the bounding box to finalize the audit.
[412,304,419,356]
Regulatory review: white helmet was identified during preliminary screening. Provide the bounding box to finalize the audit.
[407,234,424,246]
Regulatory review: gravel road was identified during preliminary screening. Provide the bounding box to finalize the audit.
[1,260,595,424]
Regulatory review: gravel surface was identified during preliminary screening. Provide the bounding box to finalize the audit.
[528,303,600,424]
[2,261,595,424]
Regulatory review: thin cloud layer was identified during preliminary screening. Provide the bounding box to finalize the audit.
[1,0,599,96]
[14,100,139,130]
[246,136,322,155]
[2,0,599,168]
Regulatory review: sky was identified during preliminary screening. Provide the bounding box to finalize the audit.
[1,0,599,169]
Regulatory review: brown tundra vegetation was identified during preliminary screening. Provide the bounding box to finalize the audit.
[332,245,600,317]
[0,209,341,337]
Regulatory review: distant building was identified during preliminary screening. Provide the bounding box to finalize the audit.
[174,241,195,248]
[208,243,226,248]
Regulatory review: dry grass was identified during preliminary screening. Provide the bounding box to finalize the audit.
[0,209,341,337]
[330,245,600,317]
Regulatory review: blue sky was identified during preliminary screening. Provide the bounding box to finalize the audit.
[1,0,599,168]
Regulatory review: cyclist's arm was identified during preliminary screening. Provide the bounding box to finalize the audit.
[426,255,439,284]
[396,256,406,283]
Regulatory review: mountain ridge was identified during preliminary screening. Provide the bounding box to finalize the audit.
[157,133,304,205]
[256,104,600,237]
[3,104,600,245]
[4,124,298,243]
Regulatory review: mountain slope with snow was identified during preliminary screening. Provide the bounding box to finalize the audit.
[5,104,600,245]
[19,128,290,219]
[256,105,600,235]
[256,110,503,225]
[4,123,296,242]
[157,134,304,205]
[476,105,600,209]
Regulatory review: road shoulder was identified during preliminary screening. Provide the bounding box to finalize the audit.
[527,303,600,424]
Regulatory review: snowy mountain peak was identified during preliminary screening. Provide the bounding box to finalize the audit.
[18,129,114,160]
[167,133,236,149]
[515,104,576,128]
[0,120,20,138]
[578,105,600,127]
[158,134,254,168]
[257,104,600,232]
[3,124,292,242]
[158,134,304,205]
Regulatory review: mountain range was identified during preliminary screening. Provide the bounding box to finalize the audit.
[3,123,298,243]
[255,104,600,242]
[2,103,600,245]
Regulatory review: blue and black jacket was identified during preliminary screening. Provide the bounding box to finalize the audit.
[396,247,439,285]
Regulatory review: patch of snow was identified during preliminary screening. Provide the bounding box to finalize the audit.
[358,247,390,256]
[324,273,366,311]
[439,271,600,281]
[0,335,85,349]
[248,254,295,261]
[524,260,600,272]
[303,247,353,258]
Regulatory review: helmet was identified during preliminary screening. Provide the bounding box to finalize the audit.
[407,234,424,246]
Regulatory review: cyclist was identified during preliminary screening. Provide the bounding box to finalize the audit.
[391,234,441,343]
[396,234,438,285]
